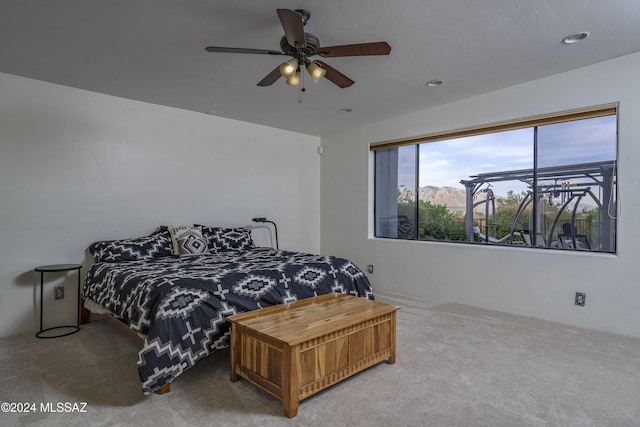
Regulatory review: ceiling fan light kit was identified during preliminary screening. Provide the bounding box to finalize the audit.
[205,9,391,93]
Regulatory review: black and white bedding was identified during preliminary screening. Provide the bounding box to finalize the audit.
[83,227,373,394]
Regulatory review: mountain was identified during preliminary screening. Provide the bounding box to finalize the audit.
[418,186,467,208]
[398,186,468,211]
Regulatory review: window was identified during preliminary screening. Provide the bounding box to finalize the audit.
[373,105,618,253]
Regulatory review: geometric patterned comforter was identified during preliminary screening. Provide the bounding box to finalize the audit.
[83,247,374,394]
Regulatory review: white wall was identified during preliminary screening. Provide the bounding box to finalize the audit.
[0,72,321,338]
[321,52,640,338]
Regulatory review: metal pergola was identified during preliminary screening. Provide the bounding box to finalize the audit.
[460,160,616,251]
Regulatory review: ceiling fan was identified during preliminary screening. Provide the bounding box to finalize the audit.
[205,9,391,89]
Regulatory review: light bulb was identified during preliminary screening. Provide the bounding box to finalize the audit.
[306,62,326,83]
[279,59,298,77]
[286,72,301,87]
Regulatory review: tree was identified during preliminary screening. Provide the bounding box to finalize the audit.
[418,200,466,240]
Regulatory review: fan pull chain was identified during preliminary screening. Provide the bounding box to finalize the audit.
[298,64,306,103]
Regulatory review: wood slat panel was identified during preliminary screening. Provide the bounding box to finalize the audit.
[268,346,282,386]
[374,321,391,353]
[324,336,349,374]
[299,348,316,386]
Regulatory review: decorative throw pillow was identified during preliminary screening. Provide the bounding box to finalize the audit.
[198,225,219,253]
[168,226,209,256]
[199,226,255,252]
[89,233,173,263]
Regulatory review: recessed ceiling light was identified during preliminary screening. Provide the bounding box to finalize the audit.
[562,32,590,44]
[339,108,353,113]
[426,80,444,87]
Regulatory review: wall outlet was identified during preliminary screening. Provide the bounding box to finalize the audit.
[367,265,374,274]
[54,286,64,300]
[575,292,586,306]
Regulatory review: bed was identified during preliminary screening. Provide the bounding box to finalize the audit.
[82,225,374,395]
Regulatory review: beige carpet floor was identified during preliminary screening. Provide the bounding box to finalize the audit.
[2,291,640,426]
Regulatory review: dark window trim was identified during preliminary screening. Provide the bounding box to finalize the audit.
[369,104,617,151]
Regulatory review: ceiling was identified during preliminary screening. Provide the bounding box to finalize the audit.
[2,1,640,137]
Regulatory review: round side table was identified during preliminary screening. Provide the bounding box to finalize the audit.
[35,264,82,339]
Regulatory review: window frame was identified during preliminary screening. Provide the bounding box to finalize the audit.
[371,104,618,252]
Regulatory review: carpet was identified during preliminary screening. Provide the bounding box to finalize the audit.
[2,291,639,426]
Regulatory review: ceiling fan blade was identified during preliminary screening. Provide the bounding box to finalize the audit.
[277,9,306,48]
[315,61,354,88]
[205,46,283,55]
[318,41,391,58]
[257,66,282,87]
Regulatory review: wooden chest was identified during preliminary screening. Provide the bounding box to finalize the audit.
[227,293,399,417]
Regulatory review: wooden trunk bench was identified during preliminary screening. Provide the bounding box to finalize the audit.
[227,293,399,417]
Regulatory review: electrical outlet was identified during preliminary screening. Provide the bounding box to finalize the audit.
[575,292,585,306]
[367,265,374,274]
[54,286,64,300]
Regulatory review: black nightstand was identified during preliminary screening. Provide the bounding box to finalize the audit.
[34,264,82,339]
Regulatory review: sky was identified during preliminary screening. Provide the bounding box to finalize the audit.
[397,115,617,198]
